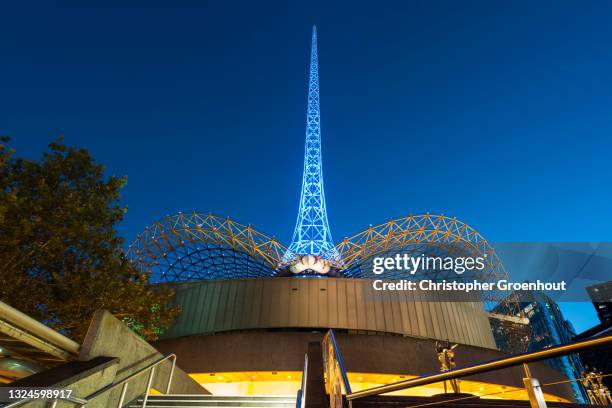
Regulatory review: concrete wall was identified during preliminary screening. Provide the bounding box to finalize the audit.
[163,277,496,349]
[8,310,208,407]
[78,310,209,406]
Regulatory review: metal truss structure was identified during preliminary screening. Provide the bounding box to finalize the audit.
[326,214,508,302]
[331,214,505,276]
[127,212,286,282]
[129,213,506,298]
[285,25,338,261]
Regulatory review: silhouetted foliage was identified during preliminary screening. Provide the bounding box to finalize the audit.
[0,137,179,342]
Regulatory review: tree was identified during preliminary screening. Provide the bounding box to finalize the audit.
[0,137,180,342]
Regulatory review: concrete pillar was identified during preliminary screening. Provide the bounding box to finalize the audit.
[523,363,547,408]
[305,342,327,408]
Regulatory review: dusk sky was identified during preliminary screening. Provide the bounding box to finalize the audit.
[2,1,611,331]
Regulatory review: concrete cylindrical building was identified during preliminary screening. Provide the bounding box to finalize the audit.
[153,277,575,402]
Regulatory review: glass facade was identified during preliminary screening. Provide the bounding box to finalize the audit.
[492,290,587,403]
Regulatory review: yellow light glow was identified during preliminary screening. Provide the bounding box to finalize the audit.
[189,371,570,403]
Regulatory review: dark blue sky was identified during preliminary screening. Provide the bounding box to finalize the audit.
[2,1,610,331]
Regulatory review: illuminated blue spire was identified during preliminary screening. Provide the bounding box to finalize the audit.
[286,26,339,261]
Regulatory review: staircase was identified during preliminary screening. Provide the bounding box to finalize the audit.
[127,394,608,408]
[127,395,296,408]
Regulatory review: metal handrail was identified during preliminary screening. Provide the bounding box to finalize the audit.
[86,353,176,406]
[346,334,612,400]
[327,330,352,395]
[0,301,80,356]
[2,353,177,408]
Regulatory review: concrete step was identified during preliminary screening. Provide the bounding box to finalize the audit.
[127,395,295,408]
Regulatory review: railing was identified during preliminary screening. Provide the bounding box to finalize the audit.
[382,372,612,408]
[0,301,80,356]
[0,301,80,363]
[86,353,176,407]
[342,334,612,401]
[296,354,308,408]
[2,353,177,408]
[322,330,352,408]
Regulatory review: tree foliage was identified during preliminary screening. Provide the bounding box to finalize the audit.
[0,137,179,342]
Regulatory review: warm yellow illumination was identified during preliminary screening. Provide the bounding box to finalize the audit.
[189,371,570,403]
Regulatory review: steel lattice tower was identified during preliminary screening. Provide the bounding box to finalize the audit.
[285,26,339,261]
